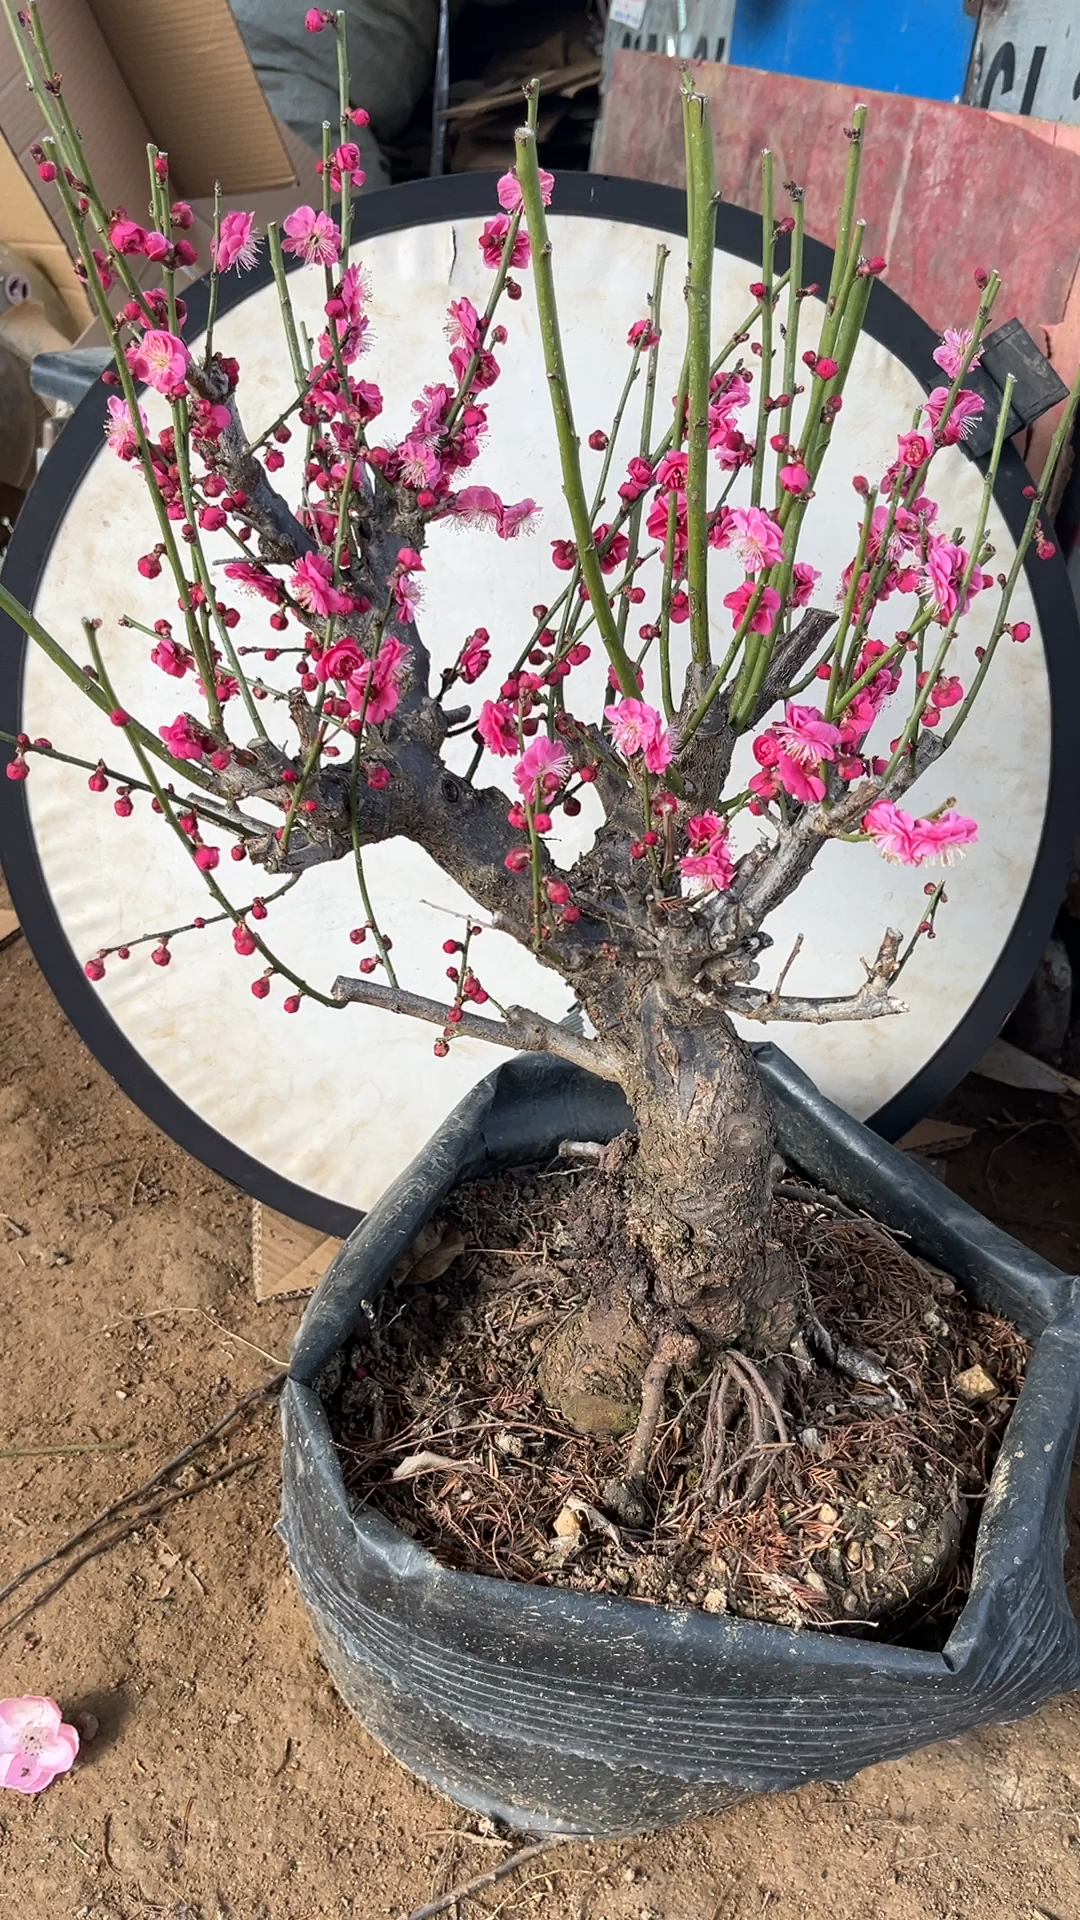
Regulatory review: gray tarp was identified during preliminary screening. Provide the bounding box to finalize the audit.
[231,0,447,189]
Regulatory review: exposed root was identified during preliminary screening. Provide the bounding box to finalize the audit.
[603,1328,699,1525]
[698,1350,792,1513]
[328,1166,1029,1636]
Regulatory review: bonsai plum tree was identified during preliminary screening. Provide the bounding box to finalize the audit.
[2,2,1076,1518]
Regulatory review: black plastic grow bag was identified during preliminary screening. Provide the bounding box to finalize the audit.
[279,1048,1080,1838]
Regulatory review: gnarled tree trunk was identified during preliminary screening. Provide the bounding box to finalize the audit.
[624,986,796,1351]
[538,978,797,1437]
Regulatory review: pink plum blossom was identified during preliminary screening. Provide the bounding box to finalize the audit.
[498,497,538,538]
[392,551,423,624]
[328,141,365,192]
[680,813,734,891]
[335,263,368,327]
[397,437,442,489]
[680,844,735,892]
[720,505,784,573]
[594,524,630,573]
[281,206,341,267]
[445,484,501,529]
[110,218,147,254]
[478,214,531,269]
[932,327,980,380]
[347,636,412,724]
[291,552,350,617]
[0,1697,79,1794]
[774,703,841,766]
[628,318,660,350]
[604,698,673,774]
[477,699,518,756]
[686,811,726,849]
[779,462,810,494]
[213,210,259,272]
[497,167,554,214]
[922,535,985,620]
[150,635,190,678]
[104,395,146,459]
[863,800,978,865]
[513,735,569,798]
[159,715,205,761]
[314,638,366,684]
[127,329,188,396]
[896,429,933,470]
[923,385,983,443]
[766,703,842,806]
[224,561,284,602]
[618,455,653,503]
[655,450,688,491]
[916,809,979,862]
[724,581,781,634]
[445,487,538,538]
[458,628,491,682]
[446,296,482,353]
[791,561,821,607]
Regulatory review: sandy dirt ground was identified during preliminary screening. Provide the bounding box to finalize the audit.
[2,863,1080,1920]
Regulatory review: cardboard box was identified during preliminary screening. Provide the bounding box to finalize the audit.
[0,0,297,333]
[252,1202,343,1303]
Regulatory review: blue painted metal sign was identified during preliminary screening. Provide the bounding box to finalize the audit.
[728,0,977,102]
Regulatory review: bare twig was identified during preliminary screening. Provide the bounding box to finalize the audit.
[407,1837,568,1920]
[723,929,904,1024]
[0,1373,284,1610]
[0,1456,260,1638]
[332,975,623,1082]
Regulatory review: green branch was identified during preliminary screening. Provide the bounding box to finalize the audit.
[681,75,717,669]
[514,124,638,698]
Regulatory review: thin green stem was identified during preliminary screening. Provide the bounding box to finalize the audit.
[657,494,679,719]
[335,10,354,262]
[681,75,717,668]
[348,737,398,985]
[267,224,308,392]
[824,486,877,720]
[618,245,668,646]
[0,584,218,791]
[515,125,637,697]
[205,184,223,363]
[750,150,774,509]
[776,190,805,483]
[728,270,873,731]
[588,349,643,521]
[824,105,867,319]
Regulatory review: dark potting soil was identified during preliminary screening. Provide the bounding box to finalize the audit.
[323,1161,1028,1645]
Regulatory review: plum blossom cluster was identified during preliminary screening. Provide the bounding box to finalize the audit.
[3,8,1074,1061]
